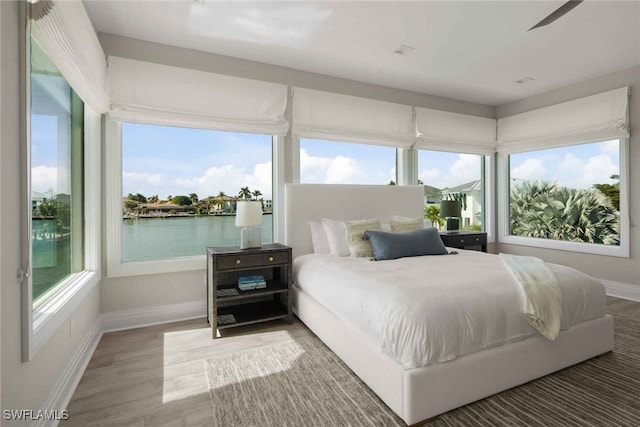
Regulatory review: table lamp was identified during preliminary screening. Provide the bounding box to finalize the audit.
[235,201,263,249]
[439,200,462,231]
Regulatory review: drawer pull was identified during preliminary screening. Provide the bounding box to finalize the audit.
[268,256,274,262]
[475,238,479,242]
[235,259,241,265]
[460,239,464,244]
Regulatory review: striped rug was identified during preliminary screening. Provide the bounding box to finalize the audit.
[205,337,405,426]
[206,315,640,426]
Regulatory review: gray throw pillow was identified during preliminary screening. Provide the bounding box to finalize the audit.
[365,227,448,260]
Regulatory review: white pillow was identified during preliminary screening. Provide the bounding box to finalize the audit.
[308,221,330,255]
[389,215,425,233]
[321,218,351,257]
[343,218,381,258]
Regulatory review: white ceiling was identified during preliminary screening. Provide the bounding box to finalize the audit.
[84,0,640,106]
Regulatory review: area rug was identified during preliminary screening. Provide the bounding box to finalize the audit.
[205,336,405,426]
[206,315,640,426]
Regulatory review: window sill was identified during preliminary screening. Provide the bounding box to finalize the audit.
[29,270,100,360]
[499,235,629,258]
[107,255,206,278]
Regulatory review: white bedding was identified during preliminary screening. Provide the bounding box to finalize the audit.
[293,250,607,369]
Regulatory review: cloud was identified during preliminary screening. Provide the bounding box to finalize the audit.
[122,171,166,197]
[300,149,362,184]
[580,154,618,186]
[450,154,481,184]
[418,167,441,183]
[31,165,58,193]
[419,154,482,189]
[173,162,273,199]
[598,140,619,156]
[512,158,545,181]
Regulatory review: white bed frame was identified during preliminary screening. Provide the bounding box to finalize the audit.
[284,184,614,425]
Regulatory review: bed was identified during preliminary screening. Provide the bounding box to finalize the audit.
[284,183,614,425]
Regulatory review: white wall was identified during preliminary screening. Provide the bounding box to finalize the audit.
[97,33,498,315]
[1,1,102,422]
[496,66,640,296]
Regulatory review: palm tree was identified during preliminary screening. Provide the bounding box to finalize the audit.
[251,189,262,200]
[510,180,619,245]
[189,193,199,205]
[217,191,226,198]
[238,187,252,200]
[149,194,159,204]
[424,205,444,229]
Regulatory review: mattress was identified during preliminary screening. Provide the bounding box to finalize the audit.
[293,250,607,369]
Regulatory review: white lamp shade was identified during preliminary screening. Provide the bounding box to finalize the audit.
[235,201,263,227]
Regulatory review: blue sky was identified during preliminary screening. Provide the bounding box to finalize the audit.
[122,123,273,199]
[31,114,67,195]
[509,140,619,189]
[32,120,620,199]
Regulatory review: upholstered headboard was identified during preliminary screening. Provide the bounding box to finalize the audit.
[284,184,424,259]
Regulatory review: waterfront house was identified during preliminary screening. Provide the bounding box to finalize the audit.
[442,180,483,229]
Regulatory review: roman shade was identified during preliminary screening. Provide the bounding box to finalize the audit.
[497,87,630,153]
[107,57,289,135]
[292,87,414,148]
[414,108,497,155]
[30,0,110,114]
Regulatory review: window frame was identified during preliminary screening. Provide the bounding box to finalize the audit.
[415,148,495,243]
[105,119,282,277]
[497,138,629,257]
[22,36,101,360]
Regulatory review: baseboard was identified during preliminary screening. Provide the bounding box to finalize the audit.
[101,299,207,333]
[35,300,207,426]
[35,320,103,427]
[600,278,640,302]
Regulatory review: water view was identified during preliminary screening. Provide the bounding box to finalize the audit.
[123,214,273,262]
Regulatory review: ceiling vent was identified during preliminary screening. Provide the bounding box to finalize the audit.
[394,44,415,55]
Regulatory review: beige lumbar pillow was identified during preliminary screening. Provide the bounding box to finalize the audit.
[389,215,425,233]
[343,218,381,258]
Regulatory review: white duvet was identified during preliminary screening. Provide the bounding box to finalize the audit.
[293,250,606,369]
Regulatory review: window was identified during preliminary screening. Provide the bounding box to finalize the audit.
[25,36,100,360]
[30,39,84,305]
[418,150,485,231]
[119,123,273,263]
[300,139,396,185]
[507,140,622,247]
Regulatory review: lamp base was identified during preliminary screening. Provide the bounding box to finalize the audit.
[445,218,460,231]
[240,226,261,249]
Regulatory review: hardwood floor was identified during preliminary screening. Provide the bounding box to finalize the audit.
[62,319,313,427]
[62,296,639,426]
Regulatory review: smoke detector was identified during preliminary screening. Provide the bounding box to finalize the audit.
[513,76,535,84]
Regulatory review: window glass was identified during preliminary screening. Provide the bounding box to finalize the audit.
[509,140,620,245]
[300,139,396,184]
[121,123,273,262]
[418,150,484,231]
[30,39,84,304]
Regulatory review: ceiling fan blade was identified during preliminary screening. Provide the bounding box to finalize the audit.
[528,0,583,31]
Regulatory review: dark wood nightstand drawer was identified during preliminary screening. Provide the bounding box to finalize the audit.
[439,231,488,252]
[215,250,289,270]
[447,234,486,247]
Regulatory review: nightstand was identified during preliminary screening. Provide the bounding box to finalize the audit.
[206,243,292,339]
[439,231,487,252]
